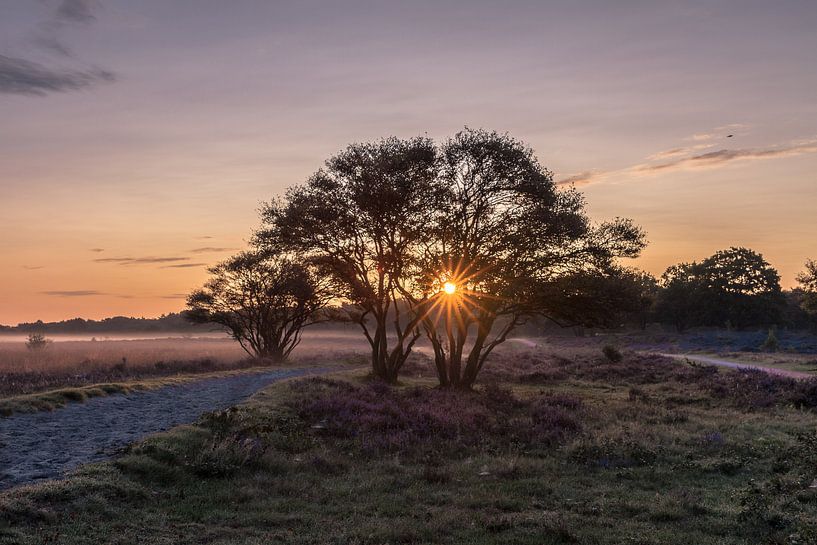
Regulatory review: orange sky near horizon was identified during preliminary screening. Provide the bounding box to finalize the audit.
[1,1,816,325]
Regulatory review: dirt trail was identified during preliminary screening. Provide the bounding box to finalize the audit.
[658,353,812,379]
[0,367,325,490]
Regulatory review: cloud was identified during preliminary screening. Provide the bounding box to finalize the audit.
[41,290,105,297]
[23,265,45,270]
[636,141,817,174]
[196,236,215,240]
[160,293,189,299]
[93,256,191,265]
[189,247,237,253]
[56,0,98,24]
[556,171,600,186]
[0,54,114,96]
[162,263,208,269]
[89,248,105,252]
[559,130,817,188]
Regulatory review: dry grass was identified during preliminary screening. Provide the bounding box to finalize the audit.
[0,332,370,397]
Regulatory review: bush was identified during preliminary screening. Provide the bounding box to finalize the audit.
[25,333,50,351]
[602,344,623,363]
[290,379,584,456]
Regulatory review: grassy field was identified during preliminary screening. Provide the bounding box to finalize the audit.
[0,332,370,397]
[2,343,817,544]
[705,352,817,375]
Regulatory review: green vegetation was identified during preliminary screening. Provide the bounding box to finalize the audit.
[3,348,817,544]
[0,366,303,417]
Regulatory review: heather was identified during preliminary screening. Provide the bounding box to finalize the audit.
[4,345,817,544]
[290,379,584,455]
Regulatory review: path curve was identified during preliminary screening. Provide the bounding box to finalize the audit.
[657,353,812,379]
[0,367,325,490]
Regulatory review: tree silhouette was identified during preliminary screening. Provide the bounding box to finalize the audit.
[655,247,784,330]
[259,129,645,387]
[407,129,645,388]
[258,137,441,382]
[797,259,817,318]
[187,251,331,361]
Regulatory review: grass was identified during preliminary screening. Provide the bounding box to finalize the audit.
[3,345,817,544]
[0,332,370,397]
[703,352,817,374]
[0,364,323,417]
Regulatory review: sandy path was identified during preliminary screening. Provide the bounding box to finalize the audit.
[657,353,812,379]
[0,367,325,490]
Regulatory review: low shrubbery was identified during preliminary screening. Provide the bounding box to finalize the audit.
[489,347,817,412]
[289,378,584,456]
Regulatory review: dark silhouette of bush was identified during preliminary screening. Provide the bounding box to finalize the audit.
[25,333,50,351]
[602,345,623,363]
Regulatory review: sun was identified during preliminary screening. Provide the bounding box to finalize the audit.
[442,281,457,295]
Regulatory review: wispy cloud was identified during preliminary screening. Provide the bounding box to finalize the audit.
[89,248,105,252]
[189,247,237,253]
[94,256,191,265]
[195,236,215,240]
[56,0,98,24]
[159,293,189,299]
[5,0,114,96]
[41,290,105,297]
[636,141,817,173]
[23,265,45,270]
[556,171,600,187]
[0,55,114,96]
[162,263,207,269]
[558,128,817,188]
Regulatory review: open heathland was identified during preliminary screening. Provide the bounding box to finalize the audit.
[3,343,817,544]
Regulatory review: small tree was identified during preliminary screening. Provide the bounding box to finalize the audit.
[26,332,51,350]
[187,251,331,361]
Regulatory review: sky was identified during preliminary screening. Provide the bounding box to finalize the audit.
[1,0,816,325]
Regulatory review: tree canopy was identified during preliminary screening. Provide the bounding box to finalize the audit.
[258,136,441,381]
[259,128,646,386]
[187,251,331,361]
[655,247,784,331]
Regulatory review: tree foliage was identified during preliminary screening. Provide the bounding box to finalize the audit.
[797,260,817,318]
[260,128,646,386]
[187,251,331,361]
[409,129,645,387]
[654,247,784,331]
[257,136,441,381]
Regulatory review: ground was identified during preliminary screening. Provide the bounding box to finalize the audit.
[2,340,817,544]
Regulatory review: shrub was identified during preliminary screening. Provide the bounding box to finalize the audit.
[25,333,51,351]
[290,379,584,456]
[602,344,623,363]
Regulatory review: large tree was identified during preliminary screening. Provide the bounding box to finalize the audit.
[257,137,441,382]
[402,129,646,388]
[187,251,331,361]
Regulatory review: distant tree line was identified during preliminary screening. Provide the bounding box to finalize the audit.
[614,248,817,333]
[1,313,208,334]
